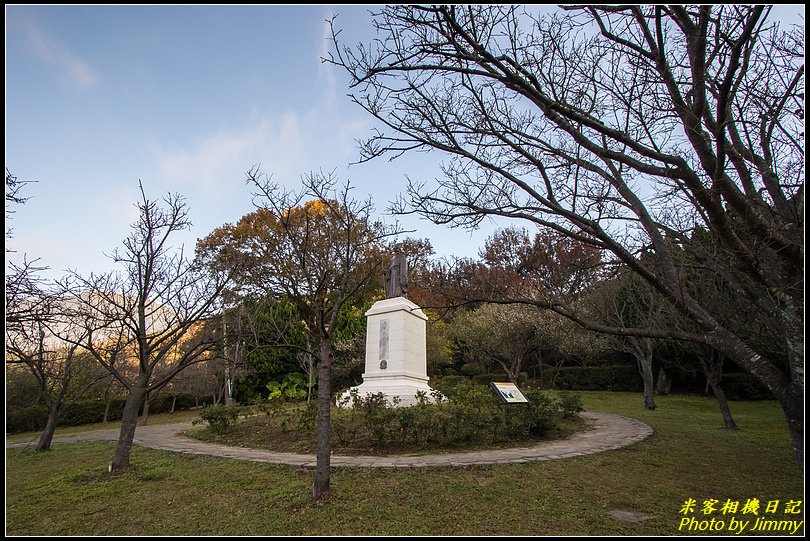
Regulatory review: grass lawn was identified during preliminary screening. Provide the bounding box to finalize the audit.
[5,409,202,445]
[5,392,804,536]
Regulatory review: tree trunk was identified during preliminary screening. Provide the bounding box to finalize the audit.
[103,395,112,424]
[654,367,671,395]
[707,379,738,429]
[313,338,332,500]
[140,393,151,426]
[635,350,656,410]
[699,336,802,464]
[779,381,804,469]
[537,352,544,389]
[36,401,63,452]
[495,357,518,383]
[170,394,177,413]
[550,360,565,388]
[698,348,737,429]
[224,362,232,405]
[307,354,315,403]
[110,383,147,471]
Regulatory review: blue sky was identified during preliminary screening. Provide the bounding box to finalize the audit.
[6,5,478,281]
[5,5,805,283]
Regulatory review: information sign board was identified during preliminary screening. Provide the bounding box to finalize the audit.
[490,381,529,404]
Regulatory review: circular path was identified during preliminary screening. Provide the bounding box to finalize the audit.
[7,412,652,468]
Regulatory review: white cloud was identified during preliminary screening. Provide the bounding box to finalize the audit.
[152,112,308,196]
[21,18,99,90]
[316,8,338,99]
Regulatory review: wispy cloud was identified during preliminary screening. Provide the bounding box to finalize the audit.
[152,112,308,197]
[316,8,338,98]
[19,16,99,90]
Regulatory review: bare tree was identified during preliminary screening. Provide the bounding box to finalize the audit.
[329,6,804,463]
[6,296,110,451]
[4,170,102,450]
[5,168,33,245]
[5,169,49,330]
[57,183,230,471]
[593,273,666,411]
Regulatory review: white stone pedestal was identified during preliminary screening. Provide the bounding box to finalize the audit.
[341,297,437,407]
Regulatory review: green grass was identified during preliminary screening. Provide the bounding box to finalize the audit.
[6,392,804,536]
[5,409,202,445]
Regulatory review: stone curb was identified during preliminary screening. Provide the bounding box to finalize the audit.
[6,411,652,468]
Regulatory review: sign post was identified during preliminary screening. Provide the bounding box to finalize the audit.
[489,381,529,430]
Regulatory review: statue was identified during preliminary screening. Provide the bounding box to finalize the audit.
[385,248,409,298]
[340,244,438,408]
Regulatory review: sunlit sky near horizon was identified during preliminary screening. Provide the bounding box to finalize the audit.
[5,5,806,283]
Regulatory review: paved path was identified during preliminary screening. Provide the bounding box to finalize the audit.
[7,412,652,468]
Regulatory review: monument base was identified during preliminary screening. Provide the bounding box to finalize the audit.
[340,375,438,408]
[338,296,438,408]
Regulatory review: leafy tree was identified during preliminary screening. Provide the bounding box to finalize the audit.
[329,6,804,463]
[200,169,398,500]
[425,314,453,377]
[240,297,309,400]
[449,303,543,383]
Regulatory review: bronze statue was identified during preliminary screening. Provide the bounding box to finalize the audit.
[385,248,409,298]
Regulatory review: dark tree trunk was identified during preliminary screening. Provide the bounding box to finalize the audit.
[495,357,519,384]
[701,317,803,465]
[36,401,63,452]
[36,382,70,451]
[779,381,804,469]
[140,392,151,426]
[707,380,738,429]
[635,349,656,410]
[110,383,147,471]
[698,349,737,429]
[655,367,671,395]
[313,338,332,500]
[103,396,112,424]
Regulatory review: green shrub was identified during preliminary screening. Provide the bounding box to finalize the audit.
[193,403,244,434]
[434,375,467,392]
[459,363,484,377]
[557,391,585,417]
[329,382,583,450]
[148,393,198,414]
[266,373,311,402]
[295,400,319,432]
[6,404,49,433]
[552,365,642,392]
[59,398,128,426]
[471,373,509,385]
[720,373,772,400]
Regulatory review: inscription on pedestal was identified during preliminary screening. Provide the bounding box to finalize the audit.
[379,319,389,361]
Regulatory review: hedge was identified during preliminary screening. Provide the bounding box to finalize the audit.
[719,373,772,401]
[6,393,201,434]
[551,365,643,392]
[6,405,50,434]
